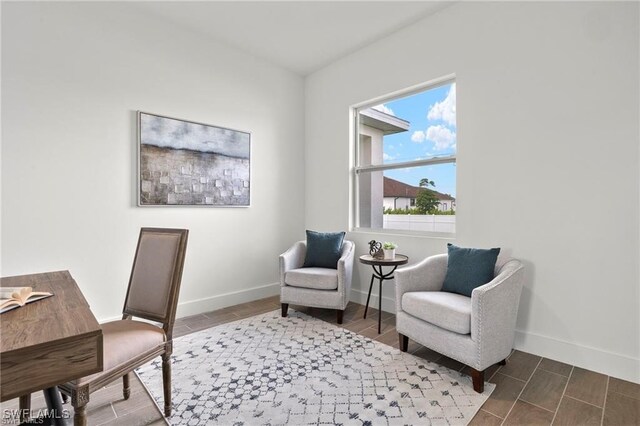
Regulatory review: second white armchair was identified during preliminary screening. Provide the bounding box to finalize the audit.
[395,253,524,393]
[280,239,355,323]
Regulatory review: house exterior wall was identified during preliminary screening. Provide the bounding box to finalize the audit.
[384,196,412,210]
[358,124,384,228]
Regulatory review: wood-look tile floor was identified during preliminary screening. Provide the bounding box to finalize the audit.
[3,296,638,425]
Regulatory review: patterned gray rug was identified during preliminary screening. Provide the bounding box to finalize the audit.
[137,310,494,425]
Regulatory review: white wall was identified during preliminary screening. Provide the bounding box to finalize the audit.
[1,3,305,321]
[305,2,639,382]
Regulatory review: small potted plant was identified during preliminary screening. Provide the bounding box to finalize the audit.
[382,242,397,259]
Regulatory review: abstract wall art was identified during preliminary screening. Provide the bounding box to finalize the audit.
[138,111,251,206]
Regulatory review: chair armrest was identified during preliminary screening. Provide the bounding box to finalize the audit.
[394,254,448,313]
[337,241,355,304]
[279,241,306,287]
[471,259,525,367]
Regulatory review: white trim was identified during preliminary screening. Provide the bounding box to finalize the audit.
[350,76,457,232]
[514,329,640,384]
[175,282,280,318]
[348,289,640,383]
[98,282,280,323]
[350,288,396,314]
[350,107,359,231]
[350,227,456,239]
[355,155,456,174]
[351,73,456,110]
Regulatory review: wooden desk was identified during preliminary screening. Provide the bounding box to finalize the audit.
[0,271,103,405]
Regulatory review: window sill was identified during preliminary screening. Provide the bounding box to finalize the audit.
[349,227,456,240]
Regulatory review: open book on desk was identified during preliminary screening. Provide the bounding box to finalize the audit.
[0,287,53,313]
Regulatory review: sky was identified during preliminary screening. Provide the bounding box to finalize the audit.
[372,82,456,197]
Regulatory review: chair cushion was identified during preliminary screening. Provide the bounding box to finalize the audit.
[285,268,338,290]
[402,291,472,334]
[303,230,345,269]
[441,243,500,297]
[73,320,166,386]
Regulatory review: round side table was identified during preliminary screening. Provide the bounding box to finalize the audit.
[358,254,409,334]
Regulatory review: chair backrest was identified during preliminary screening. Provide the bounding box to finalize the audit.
[122,228,188,336]
[341,240,354,255]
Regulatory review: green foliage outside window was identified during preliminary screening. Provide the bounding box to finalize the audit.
[415,189,440,213]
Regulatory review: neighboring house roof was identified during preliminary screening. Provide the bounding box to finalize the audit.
[383,177,455,201]
[360,108,410,135]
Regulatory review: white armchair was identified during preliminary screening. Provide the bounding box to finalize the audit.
[280,240,355,323]
[395,253,524,392]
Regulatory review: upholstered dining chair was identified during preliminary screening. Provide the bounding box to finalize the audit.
[395,252,524,393]
[58,228,188,425]
[280,238,354,324]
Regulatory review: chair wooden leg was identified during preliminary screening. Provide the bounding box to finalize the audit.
[19,394,31,423]
[123,373,131,400]
[162,353,172,417]
[71,386,90,426]
[74,405,87,426]
[336,309,344,324]
[281,303,289,318]
[470,368,485,393]
[398,333,409,352]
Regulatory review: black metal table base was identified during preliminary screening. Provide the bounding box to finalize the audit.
[363,264,398,333]
[20,387,68,426]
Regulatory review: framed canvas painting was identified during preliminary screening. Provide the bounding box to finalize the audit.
[138,111,251,206]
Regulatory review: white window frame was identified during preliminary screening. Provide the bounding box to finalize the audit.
[350,74,456,237]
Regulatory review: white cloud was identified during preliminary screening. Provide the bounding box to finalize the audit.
[427,83,456,127]
[383,152,400,161]
[426,125,456,150]
[372,104,395,116]
[411,131,426,143]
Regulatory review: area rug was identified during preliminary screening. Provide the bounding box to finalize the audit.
[136,310,494,425]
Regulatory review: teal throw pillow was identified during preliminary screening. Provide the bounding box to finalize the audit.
[441,243,501,297]
[303,230,346,269]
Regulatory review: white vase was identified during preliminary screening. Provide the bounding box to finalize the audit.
[383,248,395,259]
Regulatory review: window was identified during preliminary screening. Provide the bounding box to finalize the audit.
[353,78,456,234]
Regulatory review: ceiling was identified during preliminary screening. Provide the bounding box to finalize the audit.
[134,1,450,76]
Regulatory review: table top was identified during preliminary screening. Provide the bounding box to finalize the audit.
[0,270,103,401]
[359,254,409,266]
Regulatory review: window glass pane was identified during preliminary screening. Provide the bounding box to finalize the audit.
[354,78,456,234]
[358,83,456,166]
[358,164,456,233]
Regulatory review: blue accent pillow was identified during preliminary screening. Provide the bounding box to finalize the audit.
[303,230,346,269]
[441,244,501,297]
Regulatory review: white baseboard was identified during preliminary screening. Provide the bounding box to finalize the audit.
[175,282,280,318]
[349,289,639,383]
[514,329,639,384]
[101,285,640,384]
[350,288,396,313]
[98,282,280,323]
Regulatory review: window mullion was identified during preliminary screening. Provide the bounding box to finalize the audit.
[355,155,456,174]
